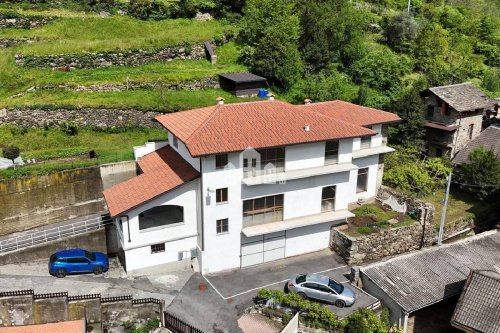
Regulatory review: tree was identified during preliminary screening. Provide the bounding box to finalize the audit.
[240,0,303,89]
[128,0,153,20]
[456,147,500,200]
[3,146,20,166]
[384,13,419,52]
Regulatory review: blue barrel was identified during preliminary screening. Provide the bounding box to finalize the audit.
[257,89,268,98]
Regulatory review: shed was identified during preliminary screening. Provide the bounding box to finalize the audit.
[218,72,267,97]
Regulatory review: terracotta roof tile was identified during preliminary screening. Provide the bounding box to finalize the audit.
[156,100,379,157]
[103,146,200,217]
[0,320,85,333]
[299,100,401,127]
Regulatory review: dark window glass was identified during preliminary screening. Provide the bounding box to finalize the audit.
[84,250,96,261]
[296,275,306,284]
[216,188,228,203]
[356,168,368,193]
[329,279,344,294]
[303,283,321,291]
[321,186,336,212]
[139,205,184,230]
[216,218,229,234]
[67,257,89,264]
[50,254,58,263]
[242,194,284,226]
[151,243,165,254]
[257,147,285,172]
[215,154,228,169]
[360,136,371,149]
[172,135,178,148]
[436,148,443,158]
[325,141,339,164]
[468,124,474,140]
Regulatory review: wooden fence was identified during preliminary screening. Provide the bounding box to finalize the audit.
[164,312,204,333]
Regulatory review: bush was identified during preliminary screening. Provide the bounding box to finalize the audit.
[353,205,379,216]
[3,146,20,163]
[59,121,78,136]
[128,0,153,20]
[357,226,374,235]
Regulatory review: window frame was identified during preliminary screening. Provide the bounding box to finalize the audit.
[151,243,165,254]
[356,167,369,193]
[325,140,339,165]
[216,218,229,234]
[215,154,229,170]
[216,188,228,204]
[243,194,284,226]
[257,147,285,172]
[321,186,336,212]
[360,136,371,149]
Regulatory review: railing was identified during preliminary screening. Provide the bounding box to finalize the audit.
[165,312,204,333]
[0,214,113,254]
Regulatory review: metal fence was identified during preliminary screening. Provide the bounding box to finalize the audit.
[0,214,113,254]
[164,312,204,333]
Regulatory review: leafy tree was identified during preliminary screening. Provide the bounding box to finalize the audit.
[175,0,217,18]
[482,67,500,94]
[2,146,20,165]
[128,0,153,19]
[456,147,500,200]
[384,13,419,52]
[240,0,303,89]
[345,309,389,333]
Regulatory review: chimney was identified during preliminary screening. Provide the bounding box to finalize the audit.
[216,97,225,105]
[304,99,312,105]
[304,124,311,132]
[267,93,275,101]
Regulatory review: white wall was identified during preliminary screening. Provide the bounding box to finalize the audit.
[371,124,383,148]
[285,142,325,171]
[124,235,197,271]
[133,141,168,160]
[338,139,353,163]
[285,223,334,257]
[168,132,200,171]
[351,155,380,201]
[353,138,361,151]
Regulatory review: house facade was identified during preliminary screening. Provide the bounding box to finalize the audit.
[421,82,494,158]
[103,98,400,274]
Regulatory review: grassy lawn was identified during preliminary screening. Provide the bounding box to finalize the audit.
[0,124,166,179]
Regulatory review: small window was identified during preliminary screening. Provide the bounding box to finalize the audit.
[216,218,229,234]
[216,188,228,203]
[321,186,336,212]
[172,135,178,148]
[325,141,339,164]
[427,105,434,118]
[151,243,165,254]
[360,136,371,149]
[67,257,89,264]
[216,154,229,169]
[444,104,450,116]
[468,124,474,140]
[356,168,368,193]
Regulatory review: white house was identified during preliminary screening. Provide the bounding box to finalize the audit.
[103,98,400,274]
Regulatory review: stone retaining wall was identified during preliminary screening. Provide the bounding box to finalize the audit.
[0,37,36,48]
[0,14,56,29]
[0,107,161,128]
[16,43,210,69]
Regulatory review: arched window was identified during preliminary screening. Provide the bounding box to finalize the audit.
[138,205,184,231]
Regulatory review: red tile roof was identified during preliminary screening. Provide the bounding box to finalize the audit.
[0,320,85,333]
[103,145,200,218]
[299,100,401,127]
[156,100,378,157]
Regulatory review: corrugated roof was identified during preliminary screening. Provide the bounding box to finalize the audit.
[0,319,85,333]
[451,270,500,333]
[103,145,200,218]
[299,100,401,126]
[425,122,459,131]
[361,231,500,313]
[453,125,500,165]
[156,100,380,157]
[425,82,494,112]
[218,72,266,83]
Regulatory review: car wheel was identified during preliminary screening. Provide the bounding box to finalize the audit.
[55,269,67,278]
[298,292,307,299]
[335,300,346,308]
[93,266,104,275]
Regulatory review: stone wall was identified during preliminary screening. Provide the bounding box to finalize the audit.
[16,43,209,69]
[0,14,56,29]
[0,107,161,128]
[378,186,435,225]
[0,37,36,48]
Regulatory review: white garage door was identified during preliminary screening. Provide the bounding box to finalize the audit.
[241,231,285,267]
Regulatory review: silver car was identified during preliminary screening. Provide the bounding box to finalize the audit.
[287,273,355,307]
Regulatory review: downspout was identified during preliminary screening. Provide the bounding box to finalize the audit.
[122,215,131,243]
[199,159,205,251]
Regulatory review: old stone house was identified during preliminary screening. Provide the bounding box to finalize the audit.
[420,82,495,158]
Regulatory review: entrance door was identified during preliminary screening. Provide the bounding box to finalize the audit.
[241,231,285,267]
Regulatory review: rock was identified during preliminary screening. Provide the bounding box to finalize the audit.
[195,12,213,21]
[117,9,127,15]
[100,11,111,17]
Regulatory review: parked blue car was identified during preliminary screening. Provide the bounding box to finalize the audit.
[49,249,109,278]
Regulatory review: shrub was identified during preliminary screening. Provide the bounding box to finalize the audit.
[353,205,379,216]
[3,146,20,163]
[128,0,153,20]
[357,226,373,235]
[59,121,78,136]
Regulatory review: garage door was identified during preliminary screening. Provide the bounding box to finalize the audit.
[241,231,285,267]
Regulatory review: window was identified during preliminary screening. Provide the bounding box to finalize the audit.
[151,243,165,254]
[427,105,434,119]
[360,136,371,149]
[216,188,228,203]
[325,141,339,164]
[468,124,474,140]
[215,154,229,169]
[172,135,178,148]
[356,168,368,193]
[257,147,285,172]
[243,194,284,226]
[216,218,229,234]
[139,205,184,231]
[444,104,450,116]
[67,258,89,264]
[321,186,336,212]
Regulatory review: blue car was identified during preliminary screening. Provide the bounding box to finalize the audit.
[49,249,109,278]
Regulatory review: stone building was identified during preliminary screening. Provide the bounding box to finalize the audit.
[420,82,495,158]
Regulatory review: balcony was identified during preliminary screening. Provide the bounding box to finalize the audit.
[352,145,395,160]
[241,210,354,237]
[242,163,357,186]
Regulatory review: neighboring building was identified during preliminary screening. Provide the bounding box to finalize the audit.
[420,82,494,158]
[451,270,500,333]
[453,125,500,165]
[0,319,86,333]
[359,230,500,333]
[103,98,400,274]
[218,72,267,97]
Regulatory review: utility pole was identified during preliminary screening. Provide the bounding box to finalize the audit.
[437,172,452,246]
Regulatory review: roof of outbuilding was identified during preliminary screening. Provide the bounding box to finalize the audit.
[299,100,401,126]
[451,270,500,333]
[453,125,500,165]
[103,145,200,218]
[0,320,85,333]
[218,72,267,83]
[360,231,500,313]
[422,82,494,112]
[155,100,381,157]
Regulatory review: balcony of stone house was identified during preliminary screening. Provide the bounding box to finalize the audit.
[426,102,457,126]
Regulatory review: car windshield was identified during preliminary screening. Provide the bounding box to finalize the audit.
[49,254,58,263]
[329,279,344,294]
[296,274,307,284]
[84,250,96,261]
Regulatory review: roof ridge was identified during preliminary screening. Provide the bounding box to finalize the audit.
[430,82,473,90]
[184,105,220,144]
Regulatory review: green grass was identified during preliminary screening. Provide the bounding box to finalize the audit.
[0,124,166,179]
